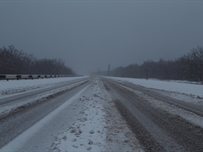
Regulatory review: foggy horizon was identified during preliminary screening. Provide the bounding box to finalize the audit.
[1,0,203,74]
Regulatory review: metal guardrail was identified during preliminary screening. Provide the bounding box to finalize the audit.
[0,74,75,81]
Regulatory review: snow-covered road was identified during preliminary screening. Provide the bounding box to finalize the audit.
[0,77,142,152]
[0,77,89,119]
[0,76,203,152]
[103,78,203,152]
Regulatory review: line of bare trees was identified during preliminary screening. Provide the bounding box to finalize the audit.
[0,45,75,75]
[111,46,203,82]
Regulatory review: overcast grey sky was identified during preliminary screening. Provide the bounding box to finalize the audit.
[0,0,203,74]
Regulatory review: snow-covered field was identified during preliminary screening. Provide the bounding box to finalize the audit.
[108,77,203,105]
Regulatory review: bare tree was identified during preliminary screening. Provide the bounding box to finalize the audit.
[110,46,203,82]
[0,46,75,75]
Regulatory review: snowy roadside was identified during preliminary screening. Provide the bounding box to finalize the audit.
[50,78,143,152]
[145,94,203,128]
[0,76,88,98]
[108,77,203,105]
[0,81,86,119]
[0,77,88,118]
[115,83,203,129]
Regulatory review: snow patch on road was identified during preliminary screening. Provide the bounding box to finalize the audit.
[50,95,107,152]
[50,78,143,152]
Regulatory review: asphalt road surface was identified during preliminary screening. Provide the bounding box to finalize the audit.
[102,78,203,152]
[0,77,203,152]
[0,78,90,148]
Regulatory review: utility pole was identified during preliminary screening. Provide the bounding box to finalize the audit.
[108,64,111,76]
[146,69,149,80]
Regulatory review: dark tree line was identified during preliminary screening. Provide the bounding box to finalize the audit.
[0,45,75,75]
[110,46,203,82]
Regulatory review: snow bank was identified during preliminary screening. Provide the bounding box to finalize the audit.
[109,77,203,98]
[0,76,88,97]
